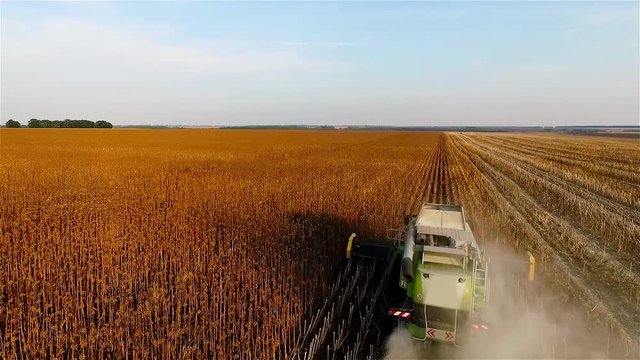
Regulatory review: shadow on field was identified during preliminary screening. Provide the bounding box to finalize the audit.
[284,210,391,289]
[285,211,401,358]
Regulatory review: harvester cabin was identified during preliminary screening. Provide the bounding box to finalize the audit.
[414,203,478,269]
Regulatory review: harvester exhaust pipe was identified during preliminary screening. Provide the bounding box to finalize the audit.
[402,217,417,282]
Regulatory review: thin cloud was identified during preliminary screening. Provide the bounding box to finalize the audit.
[470,58,488,67]
[1,18,342,123]
[360,9,464,23]
[3,18,335,78]
[279,41,358,50]
[1,3,637,127]
[487,63,567,84]
[587,8,638,26]
[562,28,578,38]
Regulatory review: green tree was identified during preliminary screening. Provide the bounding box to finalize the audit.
[5,119,21,128]
[96,120,113,128]
[28,119,42,128]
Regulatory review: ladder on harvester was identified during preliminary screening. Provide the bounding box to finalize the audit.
[472,251,489,311]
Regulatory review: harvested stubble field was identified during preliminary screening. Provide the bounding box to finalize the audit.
[0,129,439,359]
[447,132,640,355]
[0,129,638,359]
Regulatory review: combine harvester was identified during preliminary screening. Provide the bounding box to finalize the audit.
[292,202,534,359]
[347,202,533,347]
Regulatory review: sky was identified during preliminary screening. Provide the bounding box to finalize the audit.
[1,1,638,126]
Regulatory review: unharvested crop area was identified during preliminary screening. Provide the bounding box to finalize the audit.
[0,129,438,359]
[1,129,638,359]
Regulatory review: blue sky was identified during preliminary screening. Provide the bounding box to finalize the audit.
[1,1,638,126]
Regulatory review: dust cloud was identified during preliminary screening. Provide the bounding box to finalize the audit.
[383,245,617,359]
[384,327,422,360]
[458,245,606,359]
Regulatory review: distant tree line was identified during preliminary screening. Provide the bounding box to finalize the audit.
[3,119,114,128]
[27,119,113,128]
[5,119,21,128]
